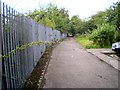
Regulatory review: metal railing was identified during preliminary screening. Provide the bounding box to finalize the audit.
[0,1,67,89]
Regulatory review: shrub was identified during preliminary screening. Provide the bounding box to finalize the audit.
[89,23,116,47]
[115,31,120,42]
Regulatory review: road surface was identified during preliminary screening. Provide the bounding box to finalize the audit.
[44,38,118,88]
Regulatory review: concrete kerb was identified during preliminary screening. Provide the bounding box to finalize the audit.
[86,49,120,71]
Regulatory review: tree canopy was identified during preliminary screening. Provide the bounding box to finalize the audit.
[27,4,69,33]
[27,1,119,36]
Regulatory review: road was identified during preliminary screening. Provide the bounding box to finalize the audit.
[44,38,118,88]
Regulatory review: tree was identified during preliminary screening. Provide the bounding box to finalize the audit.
[89,23,116,47]
[27,4,69,33]
[106,2,120,41]
[80,20,97,34]
[106,2,119,26]
[89,11,108,27]
[68,15,83,36]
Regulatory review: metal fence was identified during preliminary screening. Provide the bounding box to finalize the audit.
[0,1,67,89]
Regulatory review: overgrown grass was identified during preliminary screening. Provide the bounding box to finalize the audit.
[75,35,101,49]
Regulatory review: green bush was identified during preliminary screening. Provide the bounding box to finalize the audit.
[89,23,116,47]
[115,31,120,42]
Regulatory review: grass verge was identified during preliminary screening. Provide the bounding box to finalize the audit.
[75,35,100,49]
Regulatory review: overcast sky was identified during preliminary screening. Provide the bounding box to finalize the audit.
[1,0,119,19]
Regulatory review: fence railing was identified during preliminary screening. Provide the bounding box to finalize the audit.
[0,1,67,89]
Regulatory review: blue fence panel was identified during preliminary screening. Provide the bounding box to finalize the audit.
[0,1,67,89]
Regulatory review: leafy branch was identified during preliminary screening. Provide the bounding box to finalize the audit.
[0,40,58,59]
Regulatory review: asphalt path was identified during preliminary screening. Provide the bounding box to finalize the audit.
[44,38,119,88]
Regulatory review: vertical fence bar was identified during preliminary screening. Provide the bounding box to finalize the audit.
[29,19,35,70]
[18,15,23,87]
[7,5,16,88]
[13,13,22,88]
[2,3,11,89]
[6,4,12,88]
[1,2,6,89]
[31,20,35,67]
[20,16,26,87]
[0,1,66,89]
[9,6,19,88]
[24,16,28,80]
[11,8,17,88]
[15,12,22,88]
[8,5,19,89]
[0,1,2,89]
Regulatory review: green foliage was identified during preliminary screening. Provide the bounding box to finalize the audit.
[69,10,109,36]
[80,20,97,34]
[90,11,108,26]
[116,2,120,29]
[115,31,120,41]
[0,40,60,59]
[27,4,69,33]
[106,2,119,26]
[89,23,116,47]
[27,1,120,48]
[68,15,83,36]
[75,35,100,49]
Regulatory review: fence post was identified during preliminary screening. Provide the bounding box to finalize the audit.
[0,1,2,89]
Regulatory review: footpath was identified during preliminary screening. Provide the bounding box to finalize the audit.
[87,49,120,71]
[43,38,119,88]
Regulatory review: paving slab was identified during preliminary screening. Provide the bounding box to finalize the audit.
[87,49,120,71]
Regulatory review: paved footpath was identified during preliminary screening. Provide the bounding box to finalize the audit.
[44,38,119,88]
